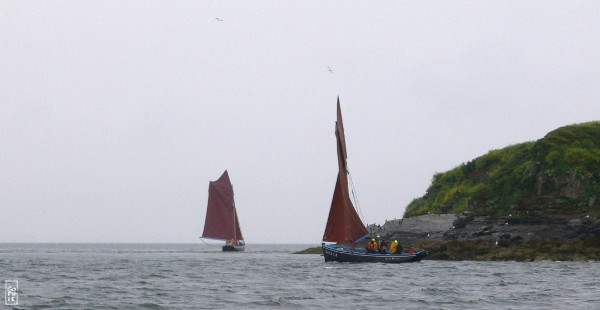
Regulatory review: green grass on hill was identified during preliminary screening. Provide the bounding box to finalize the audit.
[404,121,600,220]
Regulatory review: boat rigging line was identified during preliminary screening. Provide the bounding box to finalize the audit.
[348,171,365,223]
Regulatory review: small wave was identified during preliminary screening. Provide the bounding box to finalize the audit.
[138,302,165,309]
[283,296,315,301]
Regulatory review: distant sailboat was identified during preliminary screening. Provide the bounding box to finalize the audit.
[321,98,427,263]
[201,170,245,252]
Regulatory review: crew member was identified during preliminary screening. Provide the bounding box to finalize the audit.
[390,240,398,254]
[371,238,378,253]
[380,239,388,254]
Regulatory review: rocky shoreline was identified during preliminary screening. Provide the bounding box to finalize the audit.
[297,214,600,261]
[369,213,600,245]
[371,214,600,261]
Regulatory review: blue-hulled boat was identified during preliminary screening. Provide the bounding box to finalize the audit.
[321,98,427,263]
[322,243,427,263]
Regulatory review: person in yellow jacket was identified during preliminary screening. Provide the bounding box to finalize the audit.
[390,240,398,254]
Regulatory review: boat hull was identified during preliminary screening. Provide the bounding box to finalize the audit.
[222,245,245,252]
[322,243,427,263]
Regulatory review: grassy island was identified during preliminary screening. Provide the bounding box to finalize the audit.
[301,122,600,261]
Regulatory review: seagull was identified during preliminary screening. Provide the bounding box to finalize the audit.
[327,66,333,74]
[215,18,223,21]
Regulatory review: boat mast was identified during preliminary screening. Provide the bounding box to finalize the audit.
[232,204,237,245]
[323,98,369,246]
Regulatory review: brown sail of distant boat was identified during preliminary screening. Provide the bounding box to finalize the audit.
[201,170,245,251]
[321,97,427,263]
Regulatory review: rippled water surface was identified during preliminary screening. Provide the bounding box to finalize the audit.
[1,243,599,309]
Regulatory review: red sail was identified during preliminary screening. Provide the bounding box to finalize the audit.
[323,98,368,244]
[202,170,244,241]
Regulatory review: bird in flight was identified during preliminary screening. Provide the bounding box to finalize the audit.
[215,18,223,21]
[327,66,333,74]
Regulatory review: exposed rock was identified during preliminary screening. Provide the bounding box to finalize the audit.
[536,171,548,197]
[560,171,587,199]
[378,213,600,246]
[529,161,541,177]
[368,214,457,244]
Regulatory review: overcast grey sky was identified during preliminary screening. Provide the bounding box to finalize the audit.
[2,2,599,243]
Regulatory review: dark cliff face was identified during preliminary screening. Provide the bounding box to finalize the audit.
[404,121,600,223]
[372,213,600,245]
[388,214,600,261]
[445,214,600,244]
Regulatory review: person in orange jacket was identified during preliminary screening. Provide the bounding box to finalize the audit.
[370,238,378,253]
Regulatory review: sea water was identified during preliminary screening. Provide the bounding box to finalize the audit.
[1,243,599,309]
